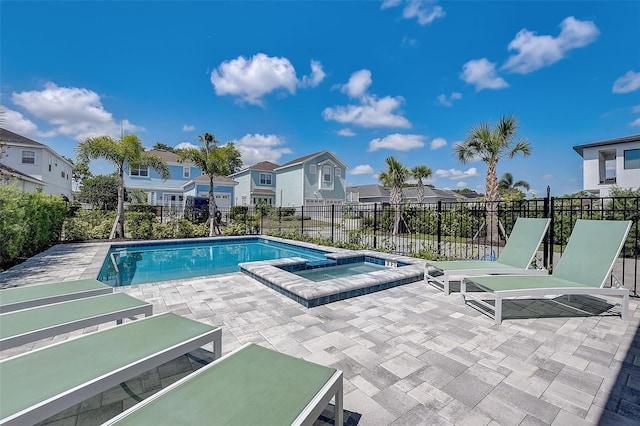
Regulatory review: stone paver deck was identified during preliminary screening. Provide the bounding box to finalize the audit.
[1,241,640,425]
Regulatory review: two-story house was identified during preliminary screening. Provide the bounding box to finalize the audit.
[0,128,74,199]
[230,151,348,207]
[573,134,640,196]
[229,161,279,206]
[123,149,237,209]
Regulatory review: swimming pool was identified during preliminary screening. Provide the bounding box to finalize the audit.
[98,237,330,287]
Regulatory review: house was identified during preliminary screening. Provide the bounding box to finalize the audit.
[123,149,237,209]
[0,128,74,199]
[402,186,466,204]
[573,134,640,196]
[346,184,390,204]
[229,161,279,206]
[345,184,466,205]
[275,151,347,207]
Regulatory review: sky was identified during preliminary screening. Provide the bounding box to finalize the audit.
[1,0,639,197]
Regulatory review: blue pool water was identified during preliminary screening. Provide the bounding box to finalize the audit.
[98,238,329,287]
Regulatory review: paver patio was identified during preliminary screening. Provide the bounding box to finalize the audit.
[1,241,639,425]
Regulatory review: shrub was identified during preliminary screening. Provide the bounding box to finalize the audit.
[125,212,156,239]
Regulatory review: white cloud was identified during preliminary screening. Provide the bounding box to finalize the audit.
[632,118,640,127]
[182,124,195,132]
[633,105,640,113]
[368,134,425,152]
[435,167,479,180]
[502,16,599,74]
[456,181,468,188]
[430,137,447,150]
[324,95,410,128]
[383,0,445,25]
[300,60,326,88]
[341,69,372,99]
[401,36,417,47]
[613,71,640,94]
[337,128,356,137]
[543,174,554,180]
[436,92,462,107]
[175,142,199,150]
[229,133,292,165]
[1,107,40,138]
[460,58,508,91]
[211,53,298,106]
[10,82,143,141]
[350,165,374,175]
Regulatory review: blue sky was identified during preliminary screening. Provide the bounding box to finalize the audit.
[2,1,639,196]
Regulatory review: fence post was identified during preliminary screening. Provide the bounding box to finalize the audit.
[331,204,335,243]
[373,203,378,249]
[548,193,555,272]
[543,187,550,270]
[301,206,304,236]
[437,201,442,257]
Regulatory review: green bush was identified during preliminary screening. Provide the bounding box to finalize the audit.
[229,206,249,222]
[125,212,156,239]
[0,186,69,270]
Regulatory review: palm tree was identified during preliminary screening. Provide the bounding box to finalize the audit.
[379,156,410,235]
[76,134,169,239]
[411,165,433,204]
[454,115,531,244]
[177,133,242,236]
[499,172,530,199]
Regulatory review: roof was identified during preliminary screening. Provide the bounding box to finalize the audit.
[251,188,275,194]
[187,174,238,186]
[148,149,193,164]
[276,150,348,170]
[572,134,640,157]
[0,127,74,167]
[0,164,45,185]
[346,184,389,198]
[229,161,279,177]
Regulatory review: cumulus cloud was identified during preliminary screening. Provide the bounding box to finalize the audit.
[10,82,144,141]
[613,71,640,94]
[456,181,468,188]
[211,54,325,106]
[430,137,447,150]
[631,118,640,127]
[350,164,375,175]
[502,16,599,74]
[229,133,292,165]
[435,167,478,180]
[382,0,445,26]
[300,60,326,88]
[324,69,411,128]
[1,107,40,138]
[182,124,195,132]
[368,134,425,152]
[337,128,356,137]
[460,58,508,91]
[436,92,462,107]
[175,142,199,150]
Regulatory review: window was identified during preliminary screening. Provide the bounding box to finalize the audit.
[624,149,640,170]
[309,164,317,174]
[130,167,149,177]
[22,150,35,164]
[183,167,190,178]
[323,165,332,183]
[259,173,272,185]
[335,167,341,177]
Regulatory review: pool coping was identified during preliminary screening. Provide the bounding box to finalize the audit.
[240,249,426,308]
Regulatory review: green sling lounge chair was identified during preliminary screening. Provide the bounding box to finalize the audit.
[425,217,550,295]
[0,279,112,313]
[0,293,152,350]
[0,313,222,425]
[461,219,632,324]
[103,343,343,426]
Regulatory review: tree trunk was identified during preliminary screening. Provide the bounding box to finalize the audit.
[485,162,500,245]
[208,176,218,237]
[391,186,402,235]
[416,182,424,204]
[114,166,125,239]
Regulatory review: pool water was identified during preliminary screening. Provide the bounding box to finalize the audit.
[98,238,328,287]
[291,262,387,282]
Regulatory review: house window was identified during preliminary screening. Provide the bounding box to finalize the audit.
[309,164,317,174]
[22,150,35,164]
[624,149,640,170]
[183,167,190,178]
[130,167,149,177]
[259,173,272,185]
[323,165,332,183]
[335,167,341,177]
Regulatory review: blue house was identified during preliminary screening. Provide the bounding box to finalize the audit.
[229,161,279,206]
[123,149,238,209]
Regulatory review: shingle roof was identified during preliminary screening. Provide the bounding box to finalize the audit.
[190,174,238,185]
[0,127,47,148]
[346,184,389,198]
[248,161,279,171]
[277,150,347,170]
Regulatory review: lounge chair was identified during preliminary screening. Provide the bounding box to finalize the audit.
[103,343,344,426]
[0,293,152,350]
[0,313,222,425]
[425,217,550,295]
[461,219,632,324]
[0,279,112,313]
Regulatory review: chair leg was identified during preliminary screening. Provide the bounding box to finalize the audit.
[460,279,467,303]
[444,276,450,296]
[495,297,502,325]
[622,293,630,321]
[335,380,344,426]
